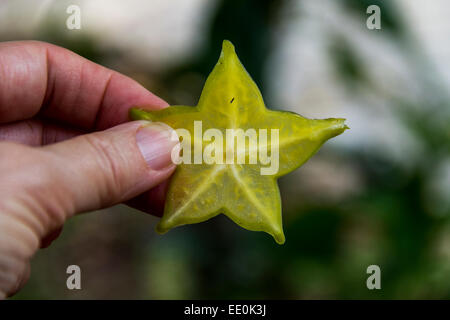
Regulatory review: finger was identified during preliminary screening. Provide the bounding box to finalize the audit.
[126,180,170,217]
[0,209,34,300]
[0,41,168,129]
[43,120,179,218]
[40,227,63,249]
[8,262,30,298]
[0,119,174,216]
[1,121,178,226]
[0,121,179,297]
[0,119,173,216]
[0,119,82,146]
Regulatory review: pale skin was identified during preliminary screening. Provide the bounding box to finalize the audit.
[0,41,180,298]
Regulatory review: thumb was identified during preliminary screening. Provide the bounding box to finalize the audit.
[0,120,179,298]
[1,120,179,239]
[41,120,180,216]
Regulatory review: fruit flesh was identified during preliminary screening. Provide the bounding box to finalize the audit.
[130,40,348,244]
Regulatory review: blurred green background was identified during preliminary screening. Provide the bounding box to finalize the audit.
[1,0,450,299]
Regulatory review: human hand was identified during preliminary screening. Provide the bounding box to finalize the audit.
[0,41,179,298]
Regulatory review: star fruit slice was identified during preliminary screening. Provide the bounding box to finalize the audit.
[130,40,348,244]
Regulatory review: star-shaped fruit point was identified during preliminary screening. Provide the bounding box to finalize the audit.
[130,40,348,244]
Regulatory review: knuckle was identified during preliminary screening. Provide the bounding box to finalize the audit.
[0,213,36,298]
[0,143,67,231]
[83,134,124,201]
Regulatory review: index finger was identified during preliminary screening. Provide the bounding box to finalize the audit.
[0,40,168,130]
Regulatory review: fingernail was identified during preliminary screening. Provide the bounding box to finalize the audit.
[136,122,180,170]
